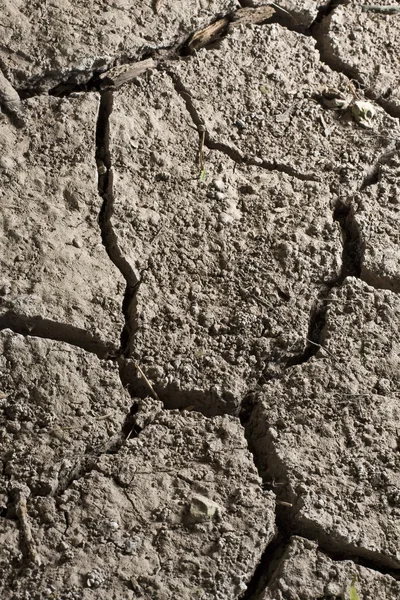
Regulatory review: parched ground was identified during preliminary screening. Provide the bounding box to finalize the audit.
[0,1,399,599]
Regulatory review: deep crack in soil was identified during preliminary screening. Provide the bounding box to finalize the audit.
[96,90,140,356]
[0,311,115,358]
[1,2,400,598]
[168,70,320,182]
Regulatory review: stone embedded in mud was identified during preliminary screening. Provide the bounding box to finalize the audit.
[0,0,237,91]
[248,278,400,568]
[173,24,398,191]
[189,494,222,521]
[318,0,400,115]
[355,161,400,292]
[0,93,124,352]
[109,71,342,414]
[0,398,276,600]
[351,100,376,129]
[260,536,400,600]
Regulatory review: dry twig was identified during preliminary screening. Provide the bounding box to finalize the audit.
[362,5,400,14]
[183,5,275,54]
[133,361,161,402]
[99,58,156,89]
[15,487,41,566]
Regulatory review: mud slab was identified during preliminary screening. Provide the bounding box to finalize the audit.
[109,70,342,414]
[0,0,237,91]
[0,1,399,597]
[248,278,400,568]
[355,159,400,292]
[250,0,326,30]
[319,0,400,116]
[0,395,275,599]
[173,24,398,192]
[260,536,400,600]
[0,94,124,354]
[0,330,132,495]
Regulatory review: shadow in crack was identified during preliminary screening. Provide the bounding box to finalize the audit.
[118,357,240,418]
[283,198,363,369]
[310,1,400,119]
[333,200,363,281]
[241,533,287,600]
[0,311,116,358]
[53,400,142,498]
[95,91,140,356]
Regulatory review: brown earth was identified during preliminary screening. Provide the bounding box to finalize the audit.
[0,1,399,599]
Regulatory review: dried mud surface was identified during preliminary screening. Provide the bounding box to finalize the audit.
[0,0,237,92]
[260,536,400,600]
[0,93,124,355]
[109,71,341,413]
[0,1,399,599]
[318,0,400,116]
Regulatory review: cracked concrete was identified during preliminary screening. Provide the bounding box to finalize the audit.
[0,1,399,598]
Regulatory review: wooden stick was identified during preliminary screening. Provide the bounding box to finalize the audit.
[230,6,276,27]
[198,125,206,174]
[183,6,275,54]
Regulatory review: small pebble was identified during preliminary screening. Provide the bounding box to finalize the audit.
[123,537,141,554]
[213,179,225,191]
[86,569,104,589]
[59,541,69,551]
[325,581,342,596]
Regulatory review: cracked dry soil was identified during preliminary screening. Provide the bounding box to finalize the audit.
[0,1,399,599]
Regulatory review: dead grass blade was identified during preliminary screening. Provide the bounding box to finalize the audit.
[134,361,161,402]
[15,489,41,566]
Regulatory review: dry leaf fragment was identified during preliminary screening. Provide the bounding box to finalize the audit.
[184,17,230,54]
[0,70,21,112]
[0,69,24,125]
[182,6,275,55]
[351,100,376,129]
[99,59,156,88]
[230,6,275,27]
